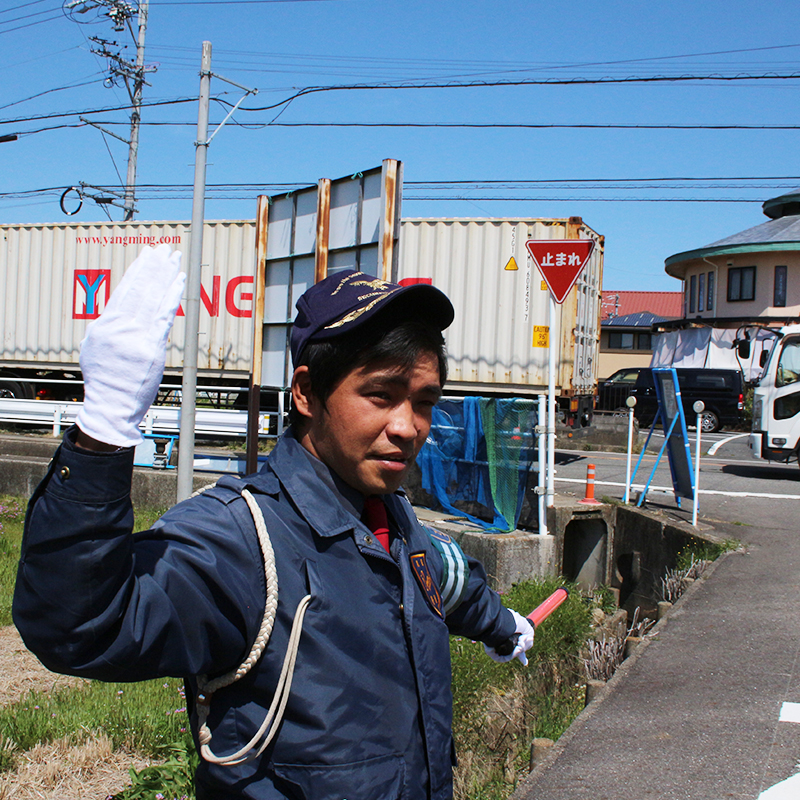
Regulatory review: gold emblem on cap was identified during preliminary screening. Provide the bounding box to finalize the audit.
[324,291,400,330]
[329,274,392,297]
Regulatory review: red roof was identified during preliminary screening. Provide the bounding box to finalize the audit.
[600,290,683,321]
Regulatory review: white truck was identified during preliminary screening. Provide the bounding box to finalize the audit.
[746,324,800,465]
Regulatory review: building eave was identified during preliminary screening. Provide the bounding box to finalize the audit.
[665,242,800,279]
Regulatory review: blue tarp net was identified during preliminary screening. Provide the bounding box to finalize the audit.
[416,397,537,532]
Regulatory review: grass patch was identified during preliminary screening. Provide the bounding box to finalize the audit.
[0,679,191,766]
[0,497,25,627]
[450,577,594,798]
[677,538,740,571]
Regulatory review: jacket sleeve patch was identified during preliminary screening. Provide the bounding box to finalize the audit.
[409,551,444,619]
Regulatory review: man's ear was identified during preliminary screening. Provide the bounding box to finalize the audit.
[291,366,315,420]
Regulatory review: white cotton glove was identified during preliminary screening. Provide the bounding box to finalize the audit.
[75,244,185,447]
[484,609,536,667]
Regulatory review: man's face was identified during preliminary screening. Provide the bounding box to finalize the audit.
[299,353,442,496]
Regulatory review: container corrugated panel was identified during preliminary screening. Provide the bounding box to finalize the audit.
[0,220,257,376]
[396,218,603,395]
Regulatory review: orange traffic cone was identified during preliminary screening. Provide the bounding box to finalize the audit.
[578,463,602,505]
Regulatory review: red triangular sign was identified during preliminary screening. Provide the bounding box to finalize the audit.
[525,239,595,304]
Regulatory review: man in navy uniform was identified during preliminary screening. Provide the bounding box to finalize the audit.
[14,245,534,799]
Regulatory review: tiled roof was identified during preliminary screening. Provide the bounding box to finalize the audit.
[600,290,683,321]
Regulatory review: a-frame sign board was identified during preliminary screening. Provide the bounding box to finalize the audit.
[631,368,695,508]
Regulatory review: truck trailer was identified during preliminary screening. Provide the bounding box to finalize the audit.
[1,215,603,426]
[0,219,257,403]
[397,217,604,425]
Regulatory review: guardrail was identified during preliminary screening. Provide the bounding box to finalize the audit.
[0,398,282,439]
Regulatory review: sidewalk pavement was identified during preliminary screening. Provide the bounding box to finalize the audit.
[513,508,800,800]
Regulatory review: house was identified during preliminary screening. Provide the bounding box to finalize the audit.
[664,190,800,327]
[599,290,682,377]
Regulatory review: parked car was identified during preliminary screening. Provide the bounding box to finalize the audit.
[596,368,644,411]
[629,367,745,433]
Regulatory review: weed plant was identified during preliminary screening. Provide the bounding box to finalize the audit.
[677,538,739,570]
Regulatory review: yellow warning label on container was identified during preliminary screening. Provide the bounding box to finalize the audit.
[504,256,519,271]
[533,325,549,348]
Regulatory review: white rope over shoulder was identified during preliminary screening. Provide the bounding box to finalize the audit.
[193,486,312,766]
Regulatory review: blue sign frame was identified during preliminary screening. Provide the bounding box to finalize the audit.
[632,368,695,507]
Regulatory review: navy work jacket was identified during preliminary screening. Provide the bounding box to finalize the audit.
[13,428,515,799]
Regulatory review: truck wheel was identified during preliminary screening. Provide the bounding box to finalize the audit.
[700,410,720,433]
[0,380,28,399]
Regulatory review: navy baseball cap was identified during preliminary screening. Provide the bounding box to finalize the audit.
[291,270,454,365]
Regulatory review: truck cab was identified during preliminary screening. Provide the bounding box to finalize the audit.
[749,324,800,464]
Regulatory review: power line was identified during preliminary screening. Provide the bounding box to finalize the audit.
[0,0,53,14]
[0,75,105,112]
[10,118,800,137]
[0,95,196,125]
[232,71,800,113]
[0,11,63,34]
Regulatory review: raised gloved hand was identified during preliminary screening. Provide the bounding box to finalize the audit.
[484,609,535,667]
[75,244,185,448]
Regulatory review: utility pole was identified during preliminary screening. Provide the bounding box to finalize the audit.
[176,42,258,502]
[176,41,212,503]
[65,0,152,219]
[123,0,148,220]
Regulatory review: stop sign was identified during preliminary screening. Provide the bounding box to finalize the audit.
[525,239,595,304]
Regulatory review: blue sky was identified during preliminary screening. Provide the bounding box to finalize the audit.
[2,0,799,291]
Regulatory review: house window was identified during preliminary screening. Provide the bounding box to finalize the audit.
[698,273,705,312]
[638,332,652,350]
[608,332,634,349]
[707,271,714,310]
[775,265,787,307]
[727,266,756,302]
[689,275,697,313]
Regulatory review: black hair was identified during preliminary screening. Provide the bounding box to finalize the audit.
[290,316,447,427]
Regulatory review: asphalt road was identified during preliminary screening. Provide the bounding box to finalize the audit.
[554,428,800,530]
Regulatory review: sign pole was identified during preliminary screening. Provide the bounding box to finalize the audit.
[546,294,556,507]
[523,238,596,512]
[537,394,547,534]
[692,401,704,526]
[624,396,636,504]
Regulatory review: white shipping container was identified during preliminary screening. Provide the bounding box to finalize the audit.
[396,218,604,397]
[0,219,257,378]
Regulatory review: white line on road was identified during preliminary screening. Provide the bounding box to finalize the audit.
[778,702,800,724]
[556,476,800,500]
[707,432,749,456]
[758,771,800,799]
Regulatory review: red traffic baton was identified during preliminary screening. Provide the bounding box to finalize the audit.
[494,587,570,656]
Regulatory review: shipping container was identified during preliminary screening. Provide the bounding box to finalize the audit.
[0,219,257,400]
[396,217,604,422]
[1,214,604,427]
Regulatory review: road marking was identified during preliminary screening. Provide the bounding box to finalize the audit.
[758,771,800,799]
[778,702,800,723]
[708,432,749,455]
[556,476,800,500]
